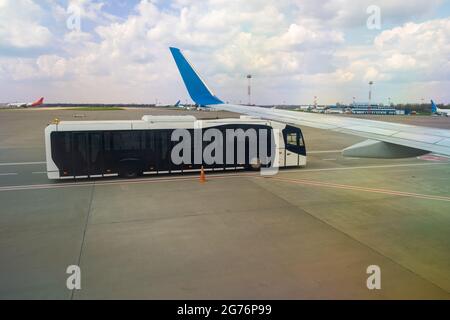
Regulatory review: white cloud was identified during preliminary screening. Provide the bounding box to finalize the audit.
[64,30,93,43]
[66,0,117,22]
[296,0,443,28]
[274,24,344,49]
[0,0,449,104]
[0,0,52,48]
[374,19,450,79]
[385,54,417,70]
[37,55,67,78]
[0,58,37,80]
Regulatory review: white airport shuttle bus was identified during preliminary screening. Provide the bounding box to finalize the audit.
[45,115,306,180]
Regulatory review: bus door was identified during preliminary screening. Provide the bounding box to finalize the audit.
[282,126,304,167]
[277,130,286,167]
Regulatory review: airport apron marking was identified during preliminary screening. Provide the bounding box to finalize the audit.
[0,161,46,166]
[267,176,450,202]
[0,162,448,202]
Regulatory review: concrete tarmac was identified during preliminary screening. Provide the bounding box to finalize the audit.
[0,108,449,299]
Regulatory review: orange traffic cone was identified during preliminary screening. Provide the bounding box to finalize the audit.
[200,166,207,183]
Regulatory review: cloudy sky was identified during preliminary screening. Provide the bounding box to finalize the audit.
[0,0,449,105]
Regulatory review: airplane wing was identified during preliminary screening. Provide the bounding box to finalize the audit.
[170,47,450,158]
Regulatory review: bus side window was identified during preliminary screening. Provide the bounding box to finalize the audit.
[112,132,122,151]
[287,133,298,146]
[90,133,102,163]
[75,133,88,161]
[104,132,112,151]
[146,131,156,152]
[299,135,305,147]
[112,131,141,151]
[140,131,146,150]
[64,133,72,153]
[51,132,72,170]
[160,130,170,160]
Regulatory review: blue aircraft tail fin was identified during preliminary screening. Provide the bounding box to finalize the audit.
[431,100,437,113]
[174,100,181,107]
[169,47,223,106]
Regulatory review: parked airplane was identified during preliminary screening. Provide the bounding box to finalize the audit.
[311,106,326,113]
[325,107,344,114]
[174,99,198,111]
[431,100,450,117]
[170,47,450,158]
[7,97,44,108]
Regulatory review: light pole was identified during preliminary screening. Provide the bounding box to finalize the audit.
[247,75,252,106]
[368,81,374,110]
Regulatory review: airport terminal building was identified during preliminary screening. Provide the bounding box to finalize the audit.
[348,103,403,115]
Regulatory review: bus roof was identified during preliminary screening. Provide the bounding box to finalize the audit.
[47,115,285,132]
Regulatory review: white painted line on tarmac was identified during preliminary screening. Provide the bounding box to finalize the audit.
[0,161,45,167]
[308,150,342,154]
[269,176,450,202]
[284,162,449,174]
[0,161,447,193]
[0,173,18,176]
[0,152,339,166]
[322,158,337,161]
[0,174,240,192]
[32,172,47,175]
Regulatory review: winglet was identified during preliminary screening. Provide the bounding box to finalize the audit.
[431,100,438,113]
[169,47,223,106]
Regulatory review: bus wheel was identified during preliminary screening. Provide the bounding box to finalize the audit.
[249,158,262,171]
[120,166,140,179]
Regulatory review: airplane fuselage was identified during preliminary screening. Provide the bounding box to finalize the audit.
[435,108,450,117]
[6,97,44,109]
[7,103,29,108]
